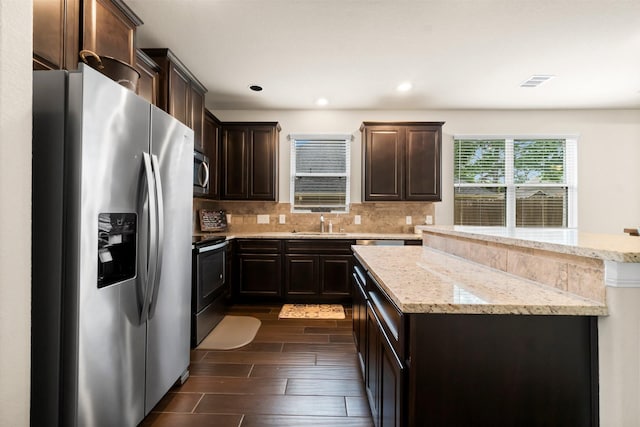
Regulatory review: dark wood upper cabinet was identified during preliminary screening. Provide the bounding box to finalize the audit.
[190,85,205,153]
[362,126,403,201]
[82,0,140,65]
[34,0,141,71]
[361,122,444,202]
[405,126,442,200]
[33,0,80,70]
[143,48,208,151]
[201,110,222,199]
[221,126,248,199]
[134,49,159,105]
[167,62,190,126]
[221,123,280,201]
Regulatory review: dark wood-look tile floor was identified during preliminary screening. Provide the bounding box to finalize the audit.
[140,305,373,427]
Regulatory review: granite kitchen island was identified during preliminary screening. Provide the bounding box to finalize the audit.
[353,244,605,426]
[413,225,640,427]
[351,225,640,427]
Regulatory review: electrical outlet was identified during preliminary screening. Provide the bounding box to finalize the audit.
[406,216,412,225]
[226,214,232,224]
[426,215,433,225]
[354,215,361,225]
[279,214,286,224]
[257,214,270,224]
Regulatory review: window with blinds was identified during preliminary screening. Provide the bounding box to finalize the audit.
[454,137,577,228]
[290,135,351,212]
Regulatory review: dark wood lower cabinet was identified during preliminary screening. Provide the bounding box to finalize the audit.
[237,254,281,298]
[232,238,353,304]
[353,258,599,427]
[365,301,404,427]
[352,266,368,375]
[365,305,381,423]
[282,239,354,304]
[380,331,403,427]
[234,239,282,300]
[284,254,317,297]
[319,255,352,297]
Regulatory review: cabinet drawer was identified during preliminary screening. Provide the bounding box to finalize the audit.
[236,239,282,253]
[367,272,405,361]
[353,264,367,294]
[285,239,355,254]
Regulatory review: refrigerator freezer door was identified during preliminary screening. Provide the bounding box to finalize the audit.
[144,106,194,412]
[72,65,150,427]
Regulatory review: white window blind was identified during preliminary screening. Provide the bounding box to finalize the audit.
[290,134,351,212]
[454,136,577,228]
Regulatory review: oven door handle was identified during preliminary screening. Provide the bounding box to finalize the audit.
[196,240,228,254]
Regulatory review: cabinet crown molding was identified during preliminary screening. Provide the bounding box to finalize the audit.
[360,121,445,131]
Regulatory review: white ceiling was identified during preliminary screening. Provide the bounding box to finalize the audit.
[125,0,640,111]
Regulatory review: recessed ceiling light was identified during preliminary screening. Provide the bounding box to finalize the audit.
[315,97,329,106]
[249,84,263,92]
[396,82,413,92]
[520,75,555,88]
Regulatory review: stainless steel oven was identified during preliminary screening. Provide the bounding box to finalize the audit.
[192,237,228,346]
[193,150,210,196]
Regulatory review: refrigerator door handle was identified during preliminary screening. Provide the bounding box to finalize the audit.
[139,152,158,323]
[148,154,165,319]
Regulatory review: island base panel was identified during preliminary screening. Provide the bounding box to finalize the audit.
[408,314,598,427]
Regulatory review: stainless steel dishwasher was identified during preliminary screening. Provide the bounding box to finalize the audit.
[355,239,405,246]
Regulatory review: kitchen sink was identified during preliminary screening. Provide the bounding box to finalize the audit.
[293,232,348,236]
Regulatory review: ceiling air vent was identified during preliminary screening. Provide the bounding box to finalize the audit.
[520,75,555,88]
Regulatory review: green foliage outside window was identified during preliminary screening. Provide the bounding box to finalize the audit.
[513,139,565,184]
[454,138,573,228]
[454,140,505,184]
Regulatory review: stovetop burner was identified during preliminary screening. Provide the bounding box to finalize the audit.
[192,235,226,248]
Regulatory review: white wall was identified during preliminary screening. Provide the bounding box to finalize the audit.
[214,108,640,234]
[0,0,32,425]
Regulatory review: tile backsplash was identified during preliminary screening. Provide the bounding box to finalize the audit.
[193,199,435,235]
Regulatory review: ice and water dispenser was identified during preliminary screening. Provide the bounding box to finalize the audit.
[98,213,137,288]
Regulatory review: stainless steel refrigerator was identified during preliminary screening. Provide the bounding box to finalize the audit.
[31,64,193,427]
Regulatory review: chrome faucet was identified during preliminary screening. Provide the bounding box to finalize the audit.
[320,214,325,233]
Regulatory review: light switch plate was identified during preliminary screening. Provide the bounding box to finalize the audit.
[279,214,286,224]
[406,216,412,225]
[257,214,270,224]
[354,215,361,225]
[426,215,433,225]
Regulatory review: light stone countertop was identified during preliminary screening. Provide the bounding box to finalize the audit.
[416,225,640,262]
[195,231,422,241]
[353,245,608,316]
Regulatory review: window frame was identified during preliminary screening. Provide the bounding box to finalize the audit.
[453,134,578,228]
[289,133,352,213]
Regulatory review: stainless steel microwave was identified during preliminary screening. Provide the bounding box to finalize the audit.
[193,151,210,196]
